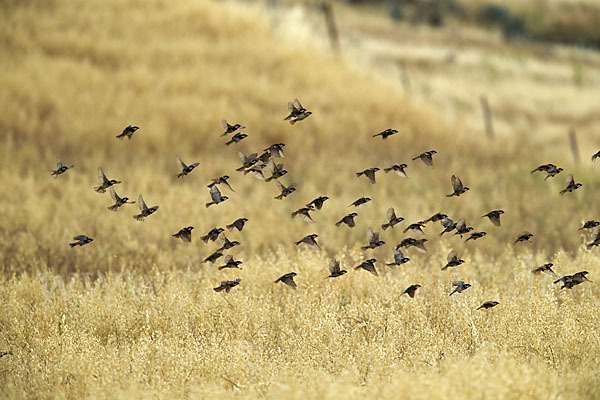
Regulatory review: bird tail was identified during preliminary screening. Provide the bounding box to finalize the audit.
[289,119,297,125]
[476,305,483,310]
[225,140,233,146]
[335,221,342,227]
[446,193,454,197]
[206,202,214,208]
[291,212,297,219]
[274,194,283,200]
[69,242,78,248]
[382,223,390,230]
[226,224,234,232]
[383,168,392,173]
[559,189,566,196]
[176,173,185,179]
[449,288,458,296]
[50,171,58,178]
[94,186,105,193]
[360,245,369,251]
[107,204,119,211]
[116,135,124,141]
[530,168,537,174]
[133,214,144,221]
[355,172,362,177]
[213,287,224,292]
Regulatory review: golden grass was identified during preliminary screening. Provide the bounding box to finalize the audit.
[1,0,600,398]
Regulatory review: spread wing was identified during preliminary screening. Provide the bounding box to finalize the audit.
[386,207,396,222]
[455,218,466,231]
[73,235,87,241]
[422,153,434,167]
[210,186,222,202]
[267,159,277,174]
[293,98,303,111]
[275,181,285,192]
[176,155,187,171]
[56,157,63,169]
[453,281,464,287]
[367,227,375,244]
[238,151,247,162]
[221,119,228,130]
[565,174,574,186]
[447,250,457,263]
[223,254,233,264]
[138,194,147,212]
[329,259,340,274]
[451,175,463,192]
[98,167,108,184]
[109,187,119,202]
[441,217,454,228]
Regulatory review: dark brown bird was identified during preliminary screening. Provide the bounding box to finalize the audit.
[349,197,371,207]
[477,301,499,310]
[263,143,286,158]
[291,206,314,223]
[94,167,121,193]
[530,163,563,180]
[384,163,408,178]
[306,196,329,210]
[274,272,297,289]
[447,175,470,197]
[554,271,592,289]
[284,98,312,124]
[213,278,241,293]
[207,175,235,192]
[133,194,159,221]
[387,246,410,266]
[579,220,600,231]
[382,207,404,230]
[172,226,194,243]
[442,250,465,270]
[449,281,471,296]
[403,221,426,235]
[373,128,398,140]
[236,151,259,171]
[226,218,248,232]
[482,210,505,227]
[398,238,428,253]
[514,231,534,244]
[265,159,288,182]
[586,231,600,249]
[295,234,320,250]
[355,259,378,276]
[202,251,224,264]
[225,132,248,146]
[412,150,437,167]
[336,212,358,228]
[221,119,245,136]
[206,186,229,207]
[116,125,139,140]
[592,151,600,162]
[201,227,224,243]
[361,227,385,250]
[401,284,421,298]
[356,167,380,184]
[69,235,93,247]
[217,235,241,252]
[50,157,73,178]
[218,255,243,270]
[107,187,135,211]
[274,181,297,200]
[531,263,558,277]
[327,259,347,278]
[175,155,199,178]
[465,231,487,242]
[559,174,582,195]
[424,212,448,224]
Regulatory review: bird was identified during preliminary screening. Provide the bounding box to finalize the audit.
[412,150,437,167]
[295,234,320,250]
[94,167,121,193]
[482,210,504,226]
[226,218,248,232]
[531,263,558,277]
[355,259,378,276]
[218,255,243,270]
[514,231,533,244]
[207,175,235,192]
[274,272,297,289]
[206,186,229,207]
[559,174,582,195]
[69,235,93,247]
[356,168,379,184]
[265,159,288,182]
[107,187,135,211]
[554,271,592,289]
[236,151,258,171]
[336,213,358,228]
[586,230,600,249]
[477,301,499,310]
[449,281,471,296]
[387,246,410,266]
[349,197,371,207]
[175,155,199,178]
[447,175,470,197]
[263,143,286,158]
[284,98,312,124]
[592,150,600,162]
[401,284,421,298]
[291,206,314,223]
[383,163,408,178]
[225,132,248,146]
[306,196,329,210]
[200,227,224,243]
[530,163,563,180]
[439,217,458,236]
[50,157,73,178]
[361,227,385,250]
[465,231,487,242]
[327,259,347,278]
[403,221,426,235]
[217,235,241,252]
[213,278,241,293]
[202,251,224,264]
[133,194,159,221]
[221,119,245,136]
[442,250,465,270]
[372,128,398,140]
[452,219,473,238]
[172,226,194,243]
[274,181,296,200]
[115,125,139,140]
[424,212,448,224]
[382,207,404,230]
[398,238,428,253]
[578,220,600,231]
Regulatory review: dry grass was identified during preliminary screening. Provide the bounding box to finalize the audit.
[1,0,599,398]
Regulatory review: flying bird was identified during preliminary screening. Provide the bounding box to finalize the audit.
[200,227,224,243]
[559,174,582,195]
[514,231,534,244]
[336,212,358,228]
[477,301,499,310]
[465,231,487,242]
[172,226,194,243]
[274,181,296,200]
[530,163,563,180]
[449,281,471,296]
[291,206,314,223]
[217,235,241,252]
[554,271,592,289]
[284,98,312,124]
[372,128,398,140]
[412,150,437,167]
[107,187,135,211]
[133,194,159,221]
[442,250,465,270]
[579,220,600,231]
[207,175,235,192]
[94,167,121,193]
[327,259,348,278]
[398,238,428,253]
[50,157,73,178]
[382,207,404,230]
[213,278,241,293]
[349,197,371,207]
[439,217,458,236]
[424,212,448,224]
[221,120,245,136]
[202,251,224,264]
[447,175,470,197]
[482,210,504,226]
[355,259,378,276]
[383,163,408,178]
[263,143,286,158]
[387,246,410,266]
[115,125,139,140]
[226,218,248,232]
[401,284,421,298]
[206,186,229,207]
[176,155,199,178]
[356,168,380,184]
[218,255,243,270]
[306,196,329,210]
[69,235,93,247]
[265,159,288,182]
[403,221,426,235]
[225,132,248,146]
[361,227,385,250]
[295,234,320,250]
[531,263,558,277]
[274,272,297,289]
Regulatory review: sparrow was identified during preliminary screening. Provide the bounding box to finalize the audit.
[206,185,229,207]
[465,231,487,242]
[107,187,135,211]
[175,155,199,178]
[202,251,224,264]
[579,220,600,231]
[291,206,314,223]
[382,207,404,230]
[217,235,241,252]
[477,301,499,310]
[172,226,194,243]
[586,230,600,249]
[412,150,437,167]
[447,175,470,197]
[265,159,287,182]
[439,217,458,236]
[452,219,473,238]
[263,143,286,158]
[559,174,582,195]
[361,227,385,250]
[387,246,410,266]
[274,272,297,289]
[284,98,312,124]
[531,263,558,277]
[94,167,121,193]
[401,284,421,298]
[592,150,600,162]
[514,231,533,244]
[218,255,243,270]
[530,163,563,180]
[554,271,592,289]
[327,259,348,278]
[356,168,379,184]
[133,194,159,221]
[69,235,93,247]
[295,234,320,250]
[306,196,329,210]
[424,212,448,224]
[398,238,428,253]
[274,181,296,200]
[336,212,358,228]
[449,281,471,296]
[207,175,235,192]
[201,227,224,243]
[226,218,248,232]
[213,278,241,293]
[403,221,426,235]
[221,119,245,136]
[225,132,248,146]
[115,125,139,140]
[355,259,378,276]
[482,210,504,226]
[442,250,465,270]
[236,151,259,171]
[383,163,408,178]
[50,157,73,178]
[349,197,371,207]
[372,128,398,140]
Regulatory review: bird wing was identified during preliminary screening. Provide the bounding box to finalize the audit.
[210,185,222,202]
[367,227,375,244]
[422,153,434,166]
[451,175,463,192]
[565,174,574,186]
[440,217,454,228]
[267,159,277,174]
[56,157,63,168]
[238,151,247,162]
[455,218,466,231]
[98,167,108,184]
[109,187,119,202]
[393,248,405,262]
[453,281,464,287]
[138,194,147,212]
[221,119,228,130]
[282,276,297,288]
[293,98,303,111]
[329,259,340,274]
[447,250,457,263]
[275,180,285,192]
[73,235,87,240]
[488,213,501,226]
[176,155,187,171]
[223,254,233,263]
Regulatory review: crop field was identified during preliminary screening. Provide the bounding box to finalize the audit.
[0,0,599,398]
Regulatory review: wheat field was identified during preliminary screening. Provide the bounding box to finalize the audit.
[1,0,599,398]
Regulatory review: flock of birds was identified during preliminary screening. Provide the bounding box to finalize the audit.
[50,98,595,309]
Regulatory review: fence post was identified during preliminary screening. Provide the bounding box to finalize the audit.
[479,95,494,140]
